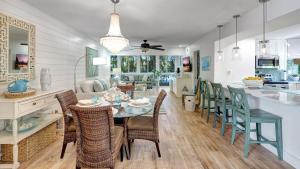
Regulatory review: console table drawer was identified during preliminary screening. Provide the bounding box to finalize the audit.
[44,95,57,104]
[19,99,45,114]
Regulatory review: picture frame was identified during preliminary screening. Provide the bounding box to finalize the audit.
[86,47,99,78]
[202,56,210,71]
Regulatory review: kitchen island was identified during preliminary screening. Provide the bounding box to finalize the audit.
[226,83,300,168]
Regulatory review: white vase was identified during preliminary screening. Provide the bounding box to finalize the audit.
[40,68,52,91]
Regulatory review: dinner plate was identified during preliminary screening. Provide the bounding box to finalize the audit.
[76,102,102,108]
[128,102,151,107]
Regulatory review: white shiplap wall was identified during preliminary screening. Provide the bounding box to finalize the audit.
[0,0,110,92]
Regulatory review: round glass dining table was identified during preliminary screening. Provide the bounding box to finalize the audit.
[105,97,155,118]
[112,101,153,118]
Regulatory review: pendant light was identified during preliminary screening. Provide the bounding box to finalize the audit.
[217,25,224,60]
[259,0,270,57]
[100,0,129,54]
[232,15,240,59]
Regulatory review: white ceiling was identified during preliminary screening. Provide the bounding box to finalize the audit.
[24,0,258,47]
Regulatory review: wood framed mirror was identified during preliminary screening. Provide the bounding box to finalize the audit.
[0,13,36,84]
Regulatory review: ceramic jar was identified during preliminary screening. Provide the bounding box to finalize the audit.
[40,68,52,91]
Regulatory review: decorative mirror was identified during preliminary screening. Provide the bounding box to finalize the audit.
[0,13,36,84]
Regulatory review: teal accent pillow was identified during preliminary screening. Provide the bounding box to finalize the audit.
[93,80,105,92]
[99,79,109,90]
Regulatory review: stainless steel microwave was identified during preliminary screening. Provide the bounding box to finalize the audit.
[255,55,279,69]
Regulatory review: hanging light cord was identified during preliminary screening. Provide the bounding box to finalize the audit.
[219,27,221,51]
[263,1,267,42]
[114,2,116,13]
[235,16,238,47]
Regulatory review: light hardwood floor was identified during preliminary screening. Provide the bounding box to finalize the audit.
[19,90,294,169]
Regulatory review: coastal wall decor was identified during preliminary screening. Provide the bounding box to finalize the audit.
[86,47,99,78]
[202,56,210,71]
[0,13,36,84]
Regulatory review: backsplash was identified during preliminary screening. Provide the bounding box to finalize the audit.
[256,68,282,81]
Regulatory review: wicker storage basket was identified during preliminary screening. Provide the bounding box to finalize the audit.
[0,122,57,162]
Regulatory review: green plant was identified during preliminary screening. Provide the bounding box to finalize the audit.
[152,70,161,79]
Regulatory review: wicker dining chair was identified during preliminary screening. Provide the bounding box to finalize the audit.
[127,89,167,158]
[56,90,78,159]
[117,82,135,98]
[69,105,124,169]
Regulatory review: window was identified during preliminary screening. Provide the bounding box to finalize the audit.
[110,55,118,71]
[121,56,137,73]
[159,56,175,73]
[140,55,156,73]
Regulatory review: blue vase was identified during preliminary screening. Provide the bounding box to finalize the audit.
[8,80,29,93]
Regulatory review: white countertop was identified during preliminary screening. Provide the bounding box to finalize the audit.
[226,82,300,105]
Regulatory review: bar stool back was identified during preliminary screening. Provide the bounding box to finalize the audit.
[211,83,232,136]
[228,86,283,160]
[201,81,215,122]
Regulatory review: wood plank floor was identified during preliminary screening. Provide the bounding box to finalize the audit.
[19,90,294,169]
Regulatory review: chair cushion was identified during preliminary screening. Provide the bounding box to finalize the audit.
[93,80,105,92]
[142,75,148,82]
[67,119,76,132]
[129,75,134,81]
[99,79,109,90]
[80,80,95,92]
[127,116,154,130]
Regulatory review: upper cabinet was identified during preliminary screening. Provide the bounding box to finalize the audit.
[287,39,300,59]
[0,13,36,84]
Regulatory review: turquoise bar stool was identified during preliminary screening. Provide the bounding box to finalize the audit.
[227,86,283,160]
[201,81,215,122]
[211,82,232,136]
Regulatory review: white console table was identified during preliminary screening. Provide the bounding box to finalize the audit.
[0,90,64,169]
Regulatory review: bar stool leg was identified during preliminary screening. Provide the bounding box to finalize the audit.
[213,105,218,128]
[244,120,251,158]
[231,110,237,145]
[256,123,261,145]
[206,99,211,123]
[221,106,227,136]
[276,119,283,160]
[201,96,205,117]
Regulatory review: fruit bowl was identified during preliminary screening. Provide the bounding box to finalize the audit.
[242,80,263,88]
[243,77,263,88]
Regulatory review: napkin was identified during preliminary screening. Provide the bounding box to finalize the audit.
[130,98,150,105]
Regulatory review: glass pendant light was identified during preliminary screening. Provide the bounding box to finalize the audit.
[217,25,224,60]
[232,15,240,59]
[258,0,270,57]
[100,0,129,54]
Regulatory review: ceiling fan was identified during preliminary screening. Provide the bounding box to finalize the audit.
[130,40,165,52]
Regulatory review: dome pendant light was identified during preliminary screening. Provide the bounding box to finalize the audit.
[259,0,270,57]
[217,25,224,61]
[232,15,240,59]
[100,0,129,54]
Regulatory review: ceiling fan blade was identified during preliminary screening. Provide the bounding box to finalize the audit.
[149,45,163,48]
[131,45,141,47]
[150,47,165,51]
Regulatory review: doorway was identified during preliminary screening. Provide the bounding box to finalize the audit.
[193,50,200,79]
